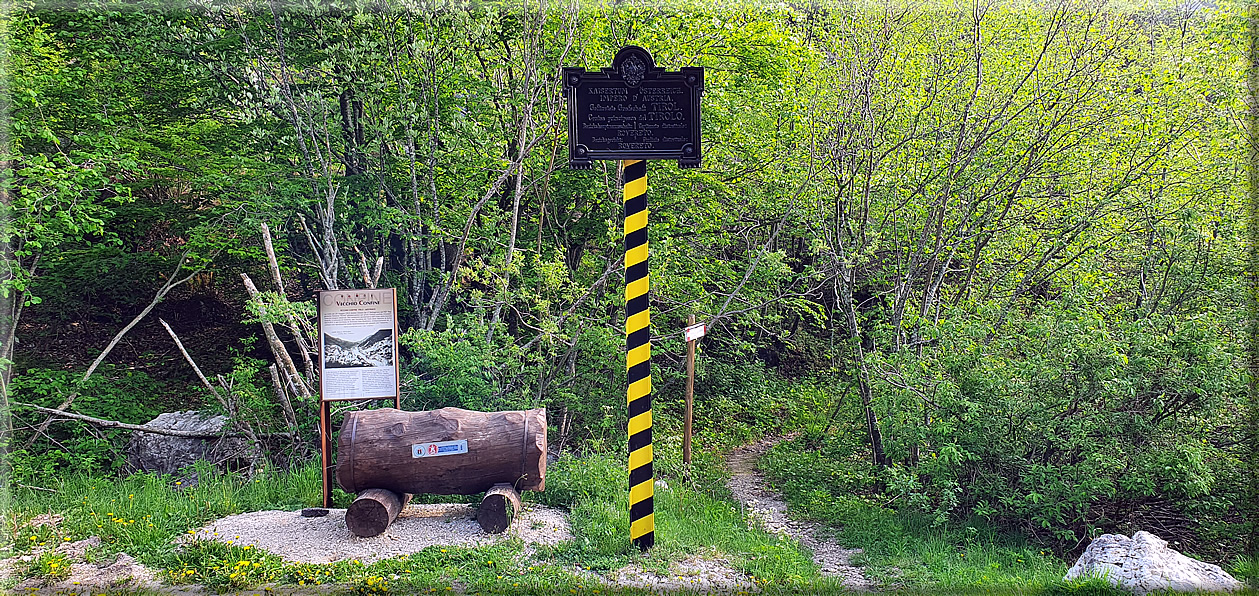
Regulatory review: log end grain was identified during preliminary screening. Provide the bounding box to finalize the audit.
[345,488,410,537]
[477,483,521,534]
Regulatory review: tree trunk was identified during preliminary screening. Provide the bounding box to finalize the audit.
[834,278,887,468]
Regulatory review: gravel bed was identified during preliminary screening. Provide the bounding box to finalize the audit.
[609,556,759,594]
[180,503,573,564]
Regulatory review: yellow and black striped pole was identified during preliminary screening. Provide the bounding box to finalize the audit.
[623,158,654,551]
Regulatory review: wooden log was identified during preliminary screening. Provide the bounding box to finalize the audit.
[477,483,521,534]
[345,488,411,537]
[336,407,546,495]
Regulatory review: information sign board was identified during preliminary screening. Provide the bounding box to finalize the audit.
[564,46,703,168]
[317,288,400,401]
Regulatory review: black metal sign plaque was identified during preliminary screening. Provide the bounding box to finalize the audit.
[563,46,703,169]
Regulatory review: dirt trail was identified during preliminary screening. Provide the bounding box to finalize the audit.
[726,436,873,591]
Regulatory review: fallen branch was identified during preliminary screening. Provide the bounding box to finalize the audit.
[268,364,298,430]
[12,401,261,439]
[159,318,228,410]
[259,223,317,379]
[23,249,209,449]
[241,273,314,399]
[260,222,286,290]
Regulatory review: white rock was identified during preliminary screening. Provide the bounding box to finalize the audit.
[1064,531,1244,595]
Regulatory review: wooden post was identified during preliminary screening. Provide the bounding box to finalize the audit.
[320,400,332,508]
[684,314,695,466]
[623,159,654,551]
[346,488,411,537]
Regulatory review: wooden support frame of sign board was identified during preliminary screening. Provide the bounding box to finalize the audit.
[316,288,401,508]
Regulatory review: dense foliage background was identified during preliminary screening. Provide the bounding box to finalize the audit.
[2,0,1251,566]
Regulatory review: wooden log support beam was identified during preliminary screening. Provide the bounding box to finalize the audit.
[477,483,521,534]
[345,488,411,537]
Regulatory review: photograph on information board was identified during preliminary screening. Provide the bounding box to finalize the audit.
[318,289,399,400]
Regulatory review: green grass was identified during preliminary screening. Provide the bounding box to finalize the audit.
[6,460,322,561]
[759,434,1083,593]
[759,434,1259,595]
[4,446,828,594]
[534,449,829,590]
[7,429,1255,595]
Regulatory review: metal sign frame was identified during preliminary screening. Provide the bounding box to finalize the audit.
[316,288,401,402]
[563,46,703,169]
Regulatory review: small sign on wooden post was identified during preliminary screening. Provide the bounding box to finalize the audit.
[316,288,401,508]
[684,316,703,465]
[684,322,706,342]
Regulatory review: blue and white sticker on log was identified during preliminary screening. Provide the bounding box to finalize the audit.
[412,439,469,458]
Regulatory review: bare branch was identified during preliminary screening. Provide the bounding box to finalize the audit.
[24,249,207,449]
[268,364,298,429]
[159,318,228,411]
[241,273,314,399]
[261,222,286,291]
[13,401,258,439]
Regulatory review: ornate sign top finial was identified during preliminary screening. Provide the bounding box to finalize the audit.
[609,46,657,87]
[622,54,647,86]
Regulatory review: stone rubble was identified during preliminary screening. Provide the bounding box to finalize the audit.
[8,537,160,594]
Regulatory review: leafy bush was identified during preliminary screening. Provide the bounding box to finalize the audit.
[8,365,172,482]
[214,349,295,437]
[400,317,531,413]
[692,359,805,442]
[544,324,632,450]
[848,298,1249,554]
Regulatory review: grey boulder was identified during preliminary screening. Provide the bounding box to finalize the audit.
[1065,531,1244,595]
[126,411,255,475]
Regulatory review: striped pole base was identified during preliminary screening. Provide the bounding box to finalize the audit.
[623,159,654,551]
